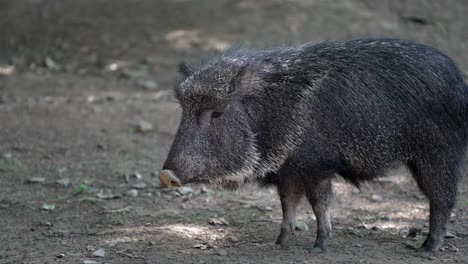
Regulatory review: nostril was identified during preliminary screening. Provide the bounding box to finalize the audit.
[159,169,182,187]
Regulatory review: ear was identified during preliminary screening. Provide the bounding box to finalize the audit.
[178,61,196,77]
[231,63,271,95]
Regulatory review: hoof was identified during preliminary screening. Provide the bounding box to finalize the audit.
[274,243,290,250]
[308,246,326,254]
[417,251,436,261]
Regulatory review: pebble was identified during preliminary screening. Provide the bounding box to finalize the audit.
[216,249,228,256]
[177,186,194,195]
[208,217,229,226]
[41,204,55,211]
[56,178,71,187]
[44,57,58,69]
[83,260,100,264]
[132,182,147,189]
[0,65,14,76]
[200,186,212,194]
[26,177,46,184]
[125,189,139,197]
[136,78,158,90]
[371,194,383,202]
[445,232,457,239]
[135,120,153,133]
[86,246,96,252]
[40,221,52,227]
[125,172,142,182]
[192,244,209,250]
[92,248,106,257]
[447,243,459,252]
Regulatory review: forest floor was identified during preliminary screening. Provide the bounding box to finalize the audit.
[0,1,467,263]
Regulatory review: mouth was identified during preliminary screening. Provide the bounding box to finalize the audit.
[159,170,211,187]
[159,170,182,187]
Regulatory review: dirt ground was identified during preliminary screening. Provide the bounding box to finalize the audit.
[1,0,468,263]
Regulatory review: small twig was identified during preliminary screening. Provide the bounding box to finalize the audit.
[117,250,151,264]
[105,206,133,213]
[227,199,251,205]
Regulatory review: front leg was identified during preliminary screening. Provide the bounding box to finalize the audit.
[275,175,305,249]
[306,178,333,253]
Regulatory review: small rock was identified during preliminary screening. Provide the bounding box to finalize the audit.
[92,248,106,257]
[192,244,209,250]
[40,221,52,227]
[136,78,158,90]
[0,64,15,76]
[56,253,65,258]
[41,204,55,211]
[227,236,239,242]
[86,246,96,252]
[83,260,99,264]
[125,189,139,197]
[56,178,71,187]
[355,223,369,230]
[445,232,457,239]
[216,249,228,256]
[148,241,156,246]
[26,177,46,184]
[252,205,273,212]
[44,57,58,70]
[200,186,212,194]
[295,221,309,231]
[135,120,153,133]
[370,194,383,202]
[96,190,121,200]
[2,153,12,159]
[177,186,194,195]
[447,243,459,252]
[209,217,229,226]
[371,226,379,231]
[125,172,142,182]
[132,182,147,189]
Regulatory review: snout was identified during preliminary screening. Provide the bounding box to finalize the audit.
[159,169,182,187]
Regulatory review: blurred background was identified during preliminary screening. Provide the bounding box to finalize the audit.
[0,1,467,263]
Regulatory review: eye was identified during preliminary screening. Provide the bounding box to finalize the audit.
[211,111,222,119]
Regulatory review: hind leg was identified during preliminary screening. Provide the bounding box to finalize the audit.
[275,175,305,248]
[407,151,463,254]
[305,178,333,253]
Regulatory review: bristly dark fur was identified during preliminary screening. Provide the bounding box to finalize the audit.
[163,38,468,254]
